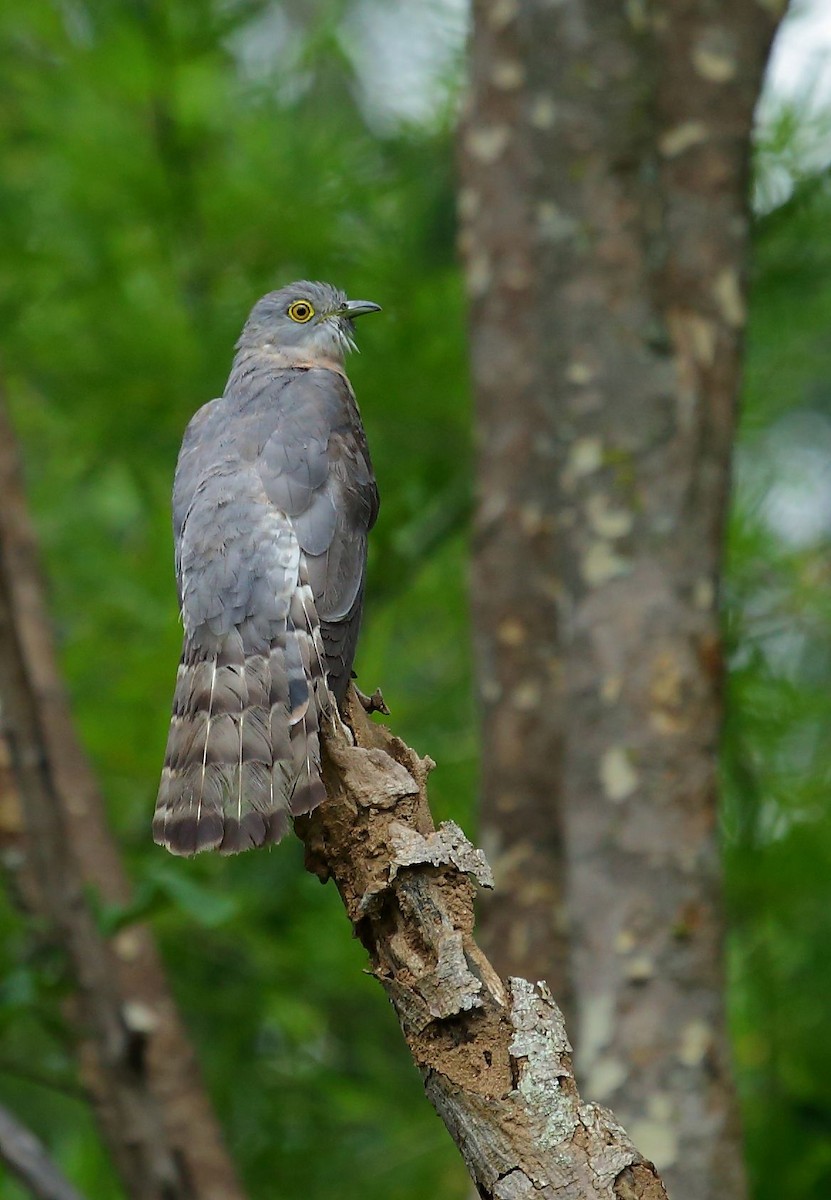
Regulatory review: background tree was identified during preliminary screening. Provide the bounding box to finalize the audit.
[0,1,830,1198]
[459,1,808,1198]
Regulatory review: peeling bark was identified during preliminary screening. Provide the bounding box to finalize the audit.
[297,701,668,1200]
[0,400,245,1200]
[459,2,786,1196]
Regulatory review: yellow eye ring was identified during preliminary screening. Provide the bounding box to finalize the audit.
[287,299,315,323]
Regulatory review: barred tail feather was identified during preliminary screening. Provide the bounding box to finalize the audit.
[288,564,330,816]
[154,573,331,856]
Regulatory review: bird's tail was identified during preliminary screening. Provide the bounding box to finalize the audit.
[154,579,330,856]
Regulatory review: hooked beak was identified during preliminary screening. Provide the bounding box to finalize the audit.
[341,299,382,318]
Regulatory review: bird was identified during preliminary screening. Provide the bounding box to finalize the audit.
[153,281,381,856]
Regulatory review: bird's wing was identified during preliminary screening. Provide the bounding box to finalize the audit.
[256,368,379,697]
[172,397,226,605]
[159,373,331,856]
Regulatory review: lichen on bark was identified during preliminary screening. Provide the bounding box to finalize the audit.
[296,699,669,1200]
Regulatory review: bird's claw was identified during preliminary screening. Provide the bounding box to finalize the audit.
[328,708,355,747]
[355,686,390,716]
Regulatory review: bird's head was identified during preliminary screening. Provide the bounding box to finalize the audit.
[237,280,381,364]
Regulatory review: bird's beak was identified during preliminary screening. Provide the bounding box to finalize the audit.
[341,300,382,318]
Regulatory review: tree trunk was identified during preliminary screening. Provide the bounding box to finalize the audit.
[460,2,786,1196]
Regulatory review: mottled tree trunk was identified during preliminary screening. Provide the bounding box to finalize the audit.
[459,2,786,1197]
[458,0,574,1021]
[304,698,669,1200]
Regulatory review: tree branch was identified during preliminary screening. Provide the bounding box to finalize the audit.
[0,1102,88,1200]
[303,703,668,1199]
[0,399,245,1200]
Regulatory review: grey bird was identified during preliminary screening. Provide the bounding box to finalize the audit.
[153,281,381,856]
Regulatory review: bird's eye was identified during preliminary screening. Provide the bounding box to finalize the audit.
[287,300,314,323]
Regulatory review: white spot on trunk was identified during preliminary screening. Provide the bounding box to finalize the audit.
[600,746,638,801]
[529,94,557,129]
[122,1001,159,1034]
[650,709,690,735]
[713,268,746,327]
[467,124,510,164]
[498,617,526,647]
[626,954,655,982]
[650,1094,674,1122]
[114,929,142,962]
[478,491,509,528]
[659,121,708,157]
[457,187,480,220]
[693,577,715,609]
[630,1115,679,1171]
[692,40,737,83]
[495,792,520,815]
[537,200,577,242]
[568,437,603,476]
[678,1018,712,1067]
[578,991,615,1072]
[649,650,684,708]
[586,1055,628,1100]
[688,314,718,366]
[580,540,629,586]
[492,59,525,90]
[466,250,492,298]
[487,0,519,29]
[615,928,636,953]
[511,681,542,711]
[586,494,634,540]
[566,360,595,385]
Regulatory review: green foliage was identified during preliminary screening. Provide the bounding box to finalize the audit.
[724,172,831,1200]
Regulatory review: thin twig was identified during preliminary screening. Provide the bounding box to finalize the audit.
[0,1102,87,1200]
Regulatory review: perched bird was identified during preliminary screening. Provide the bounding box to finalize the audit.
[153,281,381,856]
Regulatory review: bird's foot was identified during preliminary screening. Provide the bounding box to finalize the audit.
[355,686,390,716]
[331,706,356,745]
